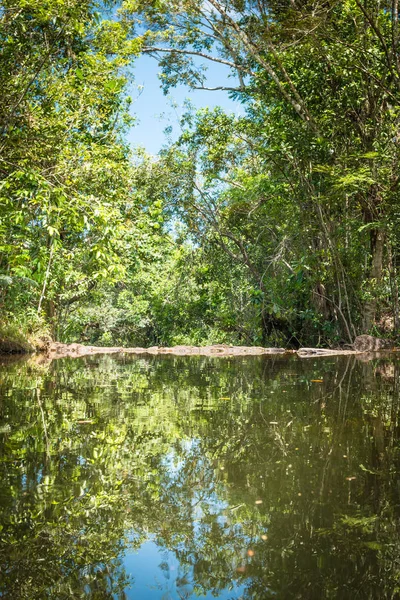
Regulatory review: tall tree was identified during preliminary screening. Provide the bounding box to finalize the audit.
[0,0,140,333]
[126,0,400,339]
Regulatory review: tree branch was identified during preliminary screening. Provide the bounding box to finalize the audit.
[143,46,255,76]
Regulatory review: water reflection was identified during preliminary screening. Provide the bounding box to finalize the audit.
[1,353,400,599]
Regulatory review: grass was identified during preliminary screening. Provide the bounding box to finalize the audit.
[0,315,50,354]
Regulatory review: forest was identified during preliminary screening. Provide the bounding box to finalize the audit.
[1,0,400,351]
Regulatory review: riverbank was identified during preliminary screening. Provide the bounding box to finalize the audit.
[1,337,397,360]
[40,342,368,359]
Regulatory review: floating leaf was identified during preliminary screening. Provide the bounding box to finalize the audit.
[359,464,378,475]
[363,541,382,550]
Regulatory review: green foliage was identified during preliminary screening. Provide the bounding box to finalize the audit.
[121,0,400,343]
[0,0,140,338]
[3,0,400,347]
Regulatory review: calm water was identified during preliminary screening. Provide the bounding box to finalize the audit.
[1,352,400,599]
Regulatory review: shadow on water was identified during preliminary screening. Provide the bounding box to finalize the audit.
[1,352,400,599]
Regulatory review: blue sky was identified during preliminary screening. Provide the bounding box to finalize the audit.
[126,55,243,155]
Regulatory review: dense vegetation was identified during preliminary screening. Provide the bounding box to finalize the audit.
[1,0,400,349]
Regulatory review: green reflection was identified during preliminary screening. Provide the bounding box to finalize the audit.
[1,353,400,599]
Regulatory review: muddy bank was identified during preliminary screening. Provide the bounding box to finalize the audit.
[41,342,367,360]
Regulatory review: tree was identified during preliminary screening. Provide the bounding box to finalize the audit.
[0,0,140,336]
[125,0,400,340]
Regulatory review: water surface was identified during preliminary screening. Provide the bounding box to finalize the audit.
[0,353,399,599]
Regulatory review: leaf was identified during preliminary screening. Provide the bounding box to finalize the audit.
[105,79,120,92]
[359,464,378,475]
[0,275,12,287]
[363,541,382,550]
[47,226,58,237]
[361,152,379,159]
[358,222,384,233]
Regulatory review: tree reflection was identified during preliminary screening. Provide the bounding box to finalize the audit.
[1,353,400,598]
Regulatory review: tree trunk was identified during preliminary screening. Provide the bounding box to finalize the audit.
[388,243,400,334]
[363,228,385,331]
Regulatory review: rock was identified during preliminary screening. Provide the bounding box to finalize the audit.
[353,335,391,352]
[298,347,356,357]
[35,335,53,352]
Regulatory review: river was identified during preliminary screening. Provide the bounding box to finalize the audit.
[0,352,399,599]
